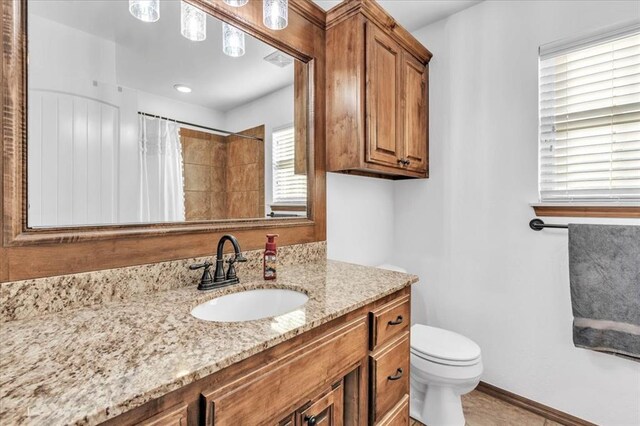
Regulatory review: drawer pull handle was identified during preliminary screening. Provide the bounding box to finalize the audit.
[388,315,403,326]
[388,368,404,381]
[304,415,317,426]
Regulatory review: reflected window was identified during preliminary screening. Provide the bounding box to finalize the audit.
[272,126,307,206]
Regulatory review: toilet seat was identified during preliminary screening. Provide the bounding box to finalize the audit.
[411,325,481,366]
[411,348,480,366]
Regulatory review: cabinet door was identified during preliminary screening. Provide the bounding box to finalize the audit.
[298,381,344,426]
[401,53,428,173]
[366,23,403,168]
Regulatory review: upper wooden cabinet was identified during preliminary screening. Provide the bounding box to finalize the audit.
[326,0,432,179]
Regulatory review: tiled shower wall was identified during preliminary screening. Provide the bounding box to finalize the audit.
[181,125,265,221]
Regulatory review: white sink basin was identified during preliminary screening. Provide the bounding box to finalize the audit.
[191,289,309,322]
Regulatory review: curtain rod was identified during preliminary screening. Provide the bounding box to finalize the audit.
[138,111,264,142]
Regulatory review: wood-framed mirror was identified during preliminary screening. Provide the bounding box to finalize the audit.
[0,0,326,282]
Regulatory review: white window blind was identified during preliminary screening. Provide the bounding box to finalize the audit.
[272,126,307,204]
[538,27,640,203]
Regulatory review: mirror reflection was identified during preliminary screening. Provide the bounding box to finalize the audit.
[27,0,308,228]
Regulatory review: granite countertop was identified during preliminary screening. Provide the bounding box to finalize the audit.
[0,260,418,425]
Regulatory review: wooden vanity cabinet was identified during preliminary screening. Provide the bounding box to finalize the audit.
[103,288,411,426]
[200,315,367,425]
[326,0,432,179]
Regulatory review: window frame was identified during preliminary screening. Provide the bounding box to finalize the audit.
[534,22,640,218]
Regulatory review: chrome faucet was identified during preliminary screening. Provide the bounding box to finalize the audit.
[189,234,247,291]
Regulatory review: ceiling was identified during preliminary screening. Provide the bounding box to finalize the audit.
[29,1,295,112]
[314,0,482,31]
[29,0,480,112]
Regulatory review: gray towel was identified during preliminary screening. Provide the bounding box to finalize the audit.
[568,224,640,360]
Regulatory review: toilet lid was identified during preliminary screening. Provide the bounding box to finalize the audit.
[411,324,481,364]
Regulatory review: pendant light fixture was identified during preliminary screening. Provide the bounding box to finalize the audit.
[223,0,249,6]
[222,23,245,57]
[129,0,160,23]
[263,0,288,30]
[180,1,206,41]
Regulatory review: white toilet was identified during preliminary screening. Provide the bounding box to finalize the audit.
[410,324,483,426]
[376,264,483,426]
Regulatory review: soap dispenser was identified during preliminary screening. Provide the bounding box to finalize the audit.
[264,234,278,280]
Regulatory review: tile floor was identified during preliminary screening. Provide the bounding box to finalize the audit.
[410,390,563,426]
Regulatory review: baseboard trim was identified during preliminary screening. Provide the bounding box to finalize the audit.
[476,382,596,426]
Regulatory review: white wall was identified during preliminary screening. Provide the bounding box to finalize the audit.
[28,15,140,226]
[225,85,295,214]
[326,173,396,266]
[137,91,226,130]
[28,15,117,96]
[390,2,640,424]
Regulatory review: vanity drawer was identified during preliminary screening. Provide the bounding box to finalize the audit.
[370,295,410,350]
[370,333,410,423]
[376,394,409,426]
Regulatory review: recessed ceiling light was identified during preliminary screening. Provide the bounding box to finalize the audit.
[174,84,192,93]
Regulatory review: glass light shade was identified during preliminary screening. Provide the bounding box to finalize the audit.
[181,1,206,41]
[129,0,160,23]
[263,0,288,30]
[222,23,245,57]
[223,0,249,6]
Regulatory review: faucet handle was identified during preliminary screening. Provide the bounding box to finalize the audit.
[189,261,213,270]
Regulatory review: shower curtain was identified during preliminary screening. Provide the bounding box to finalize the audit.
[138,114,186,223]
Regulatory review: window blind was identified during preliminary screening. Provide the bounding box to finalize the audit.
[538,28,640,203]
[272,126,307,204]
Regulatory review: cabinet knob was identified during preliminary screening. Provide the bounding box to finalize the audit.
[397,158,411,167]
[304,415,317,426]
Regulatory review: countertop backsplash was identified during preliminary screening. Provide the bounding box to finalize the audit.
[0,241,326,323]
